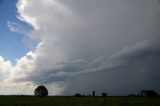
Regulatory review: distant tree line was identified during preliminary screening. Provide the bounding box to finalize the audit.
[74,91,108,97]
[128,90,159,97]
[34,85,159,97]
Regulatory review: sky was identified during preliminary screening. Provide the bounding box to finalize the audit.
[0,0,160,96]
[0,0,35,64]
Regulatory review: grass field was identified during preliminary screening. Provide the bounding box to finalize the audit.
[0,96,160,106]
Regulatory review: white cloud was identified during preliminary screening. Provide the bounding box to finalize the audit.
[7,21,38,41]
[0,56,12,81]
[16,0,39,30]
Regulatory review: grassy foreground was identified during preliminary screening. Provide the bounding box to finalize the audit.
[0,96,160,106]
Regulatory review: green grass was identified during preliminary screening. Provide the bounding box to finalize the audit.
[0,96,160,106]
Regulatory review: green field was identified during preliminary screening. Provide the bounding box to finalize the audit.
[0,96,160,106]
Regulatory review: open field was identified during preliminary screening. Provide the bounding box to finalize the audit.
[0,96,160,106]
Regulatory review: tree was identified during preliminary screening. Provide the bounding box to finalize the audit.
[93,91,95,97]
[74,93,82,97]
[139,90,159,97]
[34,85,48,97]
[102,92,107,97]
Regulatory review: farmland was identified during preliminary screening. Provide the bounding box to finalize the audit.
[0,96,160,106]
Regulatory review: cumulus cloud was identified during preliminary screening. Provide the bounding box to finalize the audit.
[0,0,160,95]
[0,56,11,81]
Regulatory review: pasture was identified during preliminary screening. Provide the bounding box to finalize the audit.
[0,96,160,106]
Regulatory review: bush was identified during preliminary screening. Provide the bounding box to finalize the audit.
[102,92,107,97]
[74,93,82,97]
[138,90,159,97]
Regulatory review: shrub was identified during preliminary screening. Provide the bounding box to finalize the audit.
[102,92,107,97]
[74,93,82,97]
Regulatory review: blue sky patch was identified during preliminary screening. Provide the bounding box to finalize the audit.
[0,0,35,64]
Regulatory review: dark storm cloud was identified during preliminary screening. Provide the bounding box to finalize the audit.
[13,40,160,96]
[62,40,160,95]
[12,0,160,95]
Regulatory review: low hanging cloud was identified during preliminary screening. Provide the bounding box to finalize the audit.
[62,40,160,95]
[0,0,160,95]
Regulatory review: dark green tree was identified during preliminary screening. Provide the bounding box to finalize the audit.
[34,85,48,97]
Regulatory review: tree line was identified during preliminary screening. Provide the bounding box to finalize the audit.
[34,85,159,97]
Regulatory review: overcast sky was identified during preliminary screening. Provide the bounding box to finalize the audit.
[0,0,160,96]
